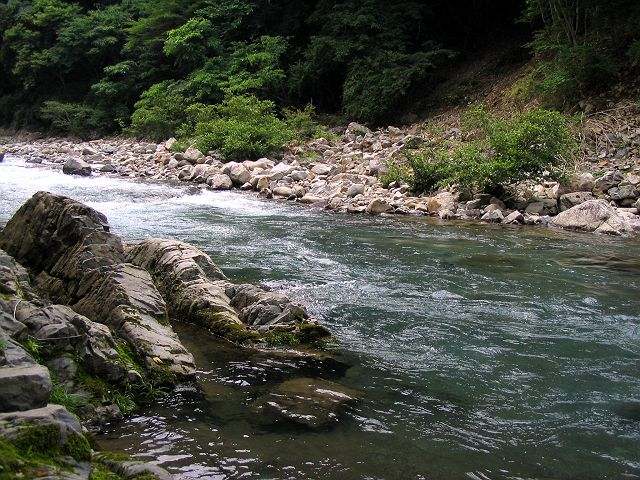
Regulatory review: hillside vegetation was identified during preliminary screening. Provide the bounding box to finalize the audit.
[1,0,639,175]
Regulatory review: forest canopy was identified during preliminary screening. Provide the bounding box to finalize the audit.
[0,0,638,142]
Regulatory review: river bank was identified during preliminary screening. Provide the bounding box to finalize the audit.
[2,125,640,236]
[0,191,353,479]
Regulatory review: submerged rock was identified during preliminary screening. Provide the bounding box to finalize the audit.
[251,377,359,430]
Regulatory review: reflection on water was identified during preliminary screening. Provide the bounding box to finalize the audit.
[2,156,640,479]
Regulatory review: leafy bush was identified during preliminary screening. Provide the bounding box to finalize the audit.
[283,104,331,141]
[130,81,188,141]
[380,161,412,188]
[188,95,293,159]
[40,101,110,138]
[408,107,575,194]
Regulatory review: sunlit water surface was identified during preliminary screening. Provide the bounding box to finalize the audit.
[2,156,640,480]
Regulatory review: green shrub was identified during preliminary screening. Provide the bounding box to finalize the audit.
[130,81,188,142]
[380,161,412,188]
[40,101,110,138]
[408,107,575,195]
[283,104,332,141]
[189,95,293,159]
[628,40,640,66]
[50,381,90,414]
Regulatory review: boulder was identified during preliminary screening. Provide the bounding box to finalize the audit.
[311,163,332,175]
[346,183,365,197]
[594,170,623,193]
[0,404,88,460]
[16,304,80,350]
[99,164,116,173]
[127,239,243,335]
[62,158,92,176]
[559,191,595,211]
[481,210,504,223]
[525,199,557,216]
[426,191,458,215]
[273,186,294,198]
[366,198,393,214]
[0,365,51,412]
[207,173,233,190]
[0,336,35,367]
[503,210,524,225]
[183,147,204,164]
[570,172,595,192]
[251,378,359,430]
[266,163,296,181]
[608,184,638,203]
[0,192,195,380]
[550,199,640,235]
[227,163,251,186]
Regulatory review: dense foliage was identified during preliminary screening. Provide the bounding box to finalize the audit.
[0,0,637,152]
[0,0,521,141]
[386,106,576,195]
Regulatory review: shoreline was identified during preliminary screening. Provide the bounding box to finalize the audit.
[2,130,640,237]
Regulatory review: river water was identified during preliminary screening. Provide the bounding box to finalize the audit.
[1,156,640,480]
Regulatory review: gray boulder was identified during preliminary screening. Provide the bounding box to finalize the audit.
[503,211,524,225]
[481,210,504,223]
[0,192,195,381]
[63,158,92,176]
[127,239,243,333]
[594,170,623,193]
[366,198,393,214]
[559,191,595,211]
[0,404,88,460]
[0,364,51,412]
[550,199,640,235]
[207,173,233,190]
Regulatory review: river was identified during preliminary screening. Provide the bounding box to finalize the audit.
[1,155,640,480]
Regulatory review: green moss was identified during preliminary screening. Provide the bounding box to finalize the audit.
[197,310,260,344]
[0,436,62,480]
[0,339,7,352]
[263,330,300,347]
[296,323,332,344]
[13,424,60,456]
[114,341,144,375]
[63,433,91,462]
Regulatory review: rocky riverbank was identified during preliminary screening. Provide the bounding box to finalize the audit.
[2,124,640,236]
[0,192,354,479]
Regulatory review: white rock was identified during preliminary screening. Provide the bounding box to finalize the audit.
[207,174,233,190]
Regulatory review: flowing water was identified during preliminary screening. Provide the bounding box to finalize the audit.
[1,156,640,480]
